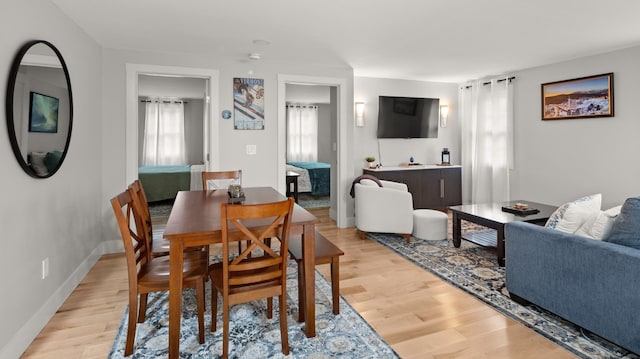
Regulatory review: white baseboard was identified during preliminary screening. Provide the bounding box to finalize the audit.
[0,242,116,359]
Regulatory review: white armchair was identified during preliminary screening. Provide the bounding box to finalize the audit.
[354,179,414,243]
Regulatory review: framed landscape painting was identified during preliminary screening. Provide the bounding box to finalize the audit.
[541,73,614,120]
[29,92,59,133]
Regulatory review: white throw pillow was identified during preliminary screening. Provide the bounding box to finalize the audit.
[545,194,602,233]
[574,205,622,240]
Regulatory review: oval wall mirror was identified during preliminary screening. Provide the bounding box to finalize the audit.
[5,40,73,178]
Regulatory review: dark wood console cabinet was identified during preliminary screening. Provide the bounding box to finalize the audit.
[363,166,462,209]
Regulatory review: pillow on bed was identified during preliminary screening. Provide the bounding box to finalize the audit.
[44,150,63,173]
[29,152,49,176]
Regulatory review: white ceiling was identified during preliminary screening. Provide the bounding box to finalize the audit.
[51,0,640,83]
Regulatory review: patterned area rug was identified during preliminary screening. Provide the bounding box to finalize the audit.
[148,199,174,217]
[366,232,639,359]
[108,256,398,358]
[297,193,330,209]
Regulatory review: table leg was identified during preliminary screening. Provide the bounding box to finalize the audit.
[497,225,506,267]
[168,240,185,359]
[301,224,316,337]
[452,212,462,248]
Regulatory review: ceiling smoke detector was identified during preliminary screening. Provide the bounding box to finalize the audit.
[248,53,261,60]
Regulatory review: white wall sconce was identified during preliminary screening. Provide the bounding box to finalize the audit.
[440,105,449,128]
[355,101,365,127]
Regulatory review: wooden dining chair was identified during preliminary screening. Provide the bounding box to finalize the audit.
[129,179,208,257]
[111,188,208,356]
[209,198,294,358]
[128,179,170,257]
[201,170,249,253]
[201,169,242,191]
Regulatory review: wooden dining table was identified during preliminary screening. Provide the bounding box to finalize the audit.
[163,186,319,358]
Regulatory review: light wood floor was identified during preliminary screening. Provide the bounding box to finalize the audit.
[21,207,575,358]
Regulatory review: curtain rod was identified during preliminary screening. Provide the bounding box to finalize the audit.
[286,104,318,108]
[140,99,189,104]
[461,76,516,89]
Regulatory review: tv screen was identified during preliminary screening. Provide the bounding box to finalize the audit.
[377,96,439,138]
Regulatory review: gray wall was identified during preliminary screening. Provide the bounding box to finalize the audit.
[317,103,333,164]
[510,46,640,209]
[353,77,460,169]
[99,45,355,255]
[0,1,103,358]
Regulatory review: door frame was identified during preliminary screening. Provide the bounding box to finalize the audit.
[125,64,219,184]
[277,74,348,228]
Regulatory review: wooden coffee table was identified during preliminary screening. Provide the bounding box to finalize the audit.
[449,200,557,267]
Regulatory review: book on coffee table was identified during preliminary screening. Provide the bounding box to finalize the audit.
[501,205,540,216]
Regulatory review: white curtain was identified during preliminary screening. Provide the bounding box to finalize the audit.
[286,104,318,162]
[142,100,187,165]
[460,78,514,204]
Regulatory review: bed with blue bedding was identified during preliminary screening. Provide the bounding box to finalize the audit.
[286,161,330,196]
[138,164,191,202]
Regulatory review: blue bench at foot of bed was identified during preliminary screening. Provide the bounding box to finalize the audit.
[138,165,191,202]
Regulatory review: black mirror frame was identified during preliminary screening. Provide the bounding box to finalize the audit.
[5,40,73,178]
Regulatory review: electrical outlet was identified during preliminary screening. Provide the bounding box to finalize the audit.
[246,144,257,155]
[42,258,49,279]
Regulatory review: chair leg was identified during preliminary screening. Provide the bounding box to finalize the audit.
[279,293,290,355]
[223,300,230,359]
[297,261,305,322]
[267,297,273,319]
[402,233,411,243]
[196,279,205,344]
[125,292,139,356]
[331,257,340,315]
[211,282,218,332]
[137,293,148,323]
[360,230,366,240]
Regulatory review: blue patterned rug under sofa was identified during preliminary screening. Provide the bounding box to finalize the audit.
[108,257,398,358]
[366,232,639,359]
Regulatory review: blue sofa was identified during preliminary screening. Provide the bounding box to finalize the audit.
[505,221,640,354]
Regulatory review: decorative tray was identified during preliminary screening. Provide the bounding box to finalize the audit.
[501,206,540,216]
[227,193,246,204]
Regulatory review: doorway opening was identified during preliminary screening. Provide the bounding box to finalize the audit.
[136,75,207,202]
[277,74,348,228]
[125,64,220,190]
[285,84,335,210]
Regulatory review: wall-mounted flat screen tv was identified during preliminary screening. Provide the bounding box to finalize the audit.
[377,96,439,138]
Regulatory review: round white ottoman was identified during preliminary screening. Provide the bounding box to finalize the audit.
[412,209,448,241]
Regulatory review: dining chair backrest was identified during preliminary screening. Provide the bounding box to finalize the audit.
[111,188,152,284]
[128,179,154,251]
[220,197,294,296]
[202,170,242,191]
